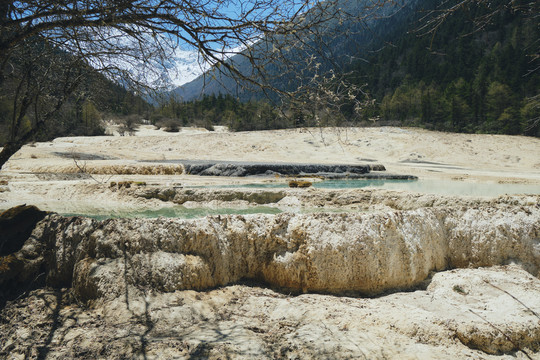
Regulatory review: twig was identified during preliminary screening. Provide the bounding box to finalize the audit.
[483,280,540,320]
[70,149,113,184]
[468,309,533,360]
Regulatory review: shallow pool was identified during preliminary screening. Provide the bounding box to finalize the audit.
[62,205,282,220]
[192,178,540,197]
[43,179,540,220]
[314,179,540,197]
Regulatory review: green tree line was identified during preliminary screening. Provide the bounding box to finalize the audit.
[344,0,539,136]
[0,40,152,146]
[3,0,537,142]
[151,94,290,131]
[154,0,539,136]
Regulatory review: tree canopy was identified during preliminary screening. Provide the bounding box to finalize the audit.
[344,0,539,135]
[1,0,336,89]
[0,0,348,169]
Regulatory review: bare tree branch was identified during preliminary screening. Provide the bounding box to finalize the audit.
[0,0,402,170]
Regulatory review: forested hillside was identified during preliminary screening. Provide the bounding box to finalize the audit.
[2,0,537,142]
[346,0,539,135]
[172,0,538,136]
[0,40,151,147]
[152,94,287,131]
[173,0,419,102]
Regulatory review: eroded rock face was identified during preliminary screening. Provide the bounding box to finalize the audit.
[133,186,539,211]
[1,266,539,359]
[182,161,371,176]
[137,188,289,205]
[1,200,540,358]
[0,205,47,255]
[19,202,538,302]
[0,205,48,302]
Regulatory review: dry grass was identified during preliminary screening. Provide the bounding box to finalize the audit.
[0,255,17,273]
[288,180,313,188]
[110,181,147,189]
[88,164,183,175]
[48,164,184,175]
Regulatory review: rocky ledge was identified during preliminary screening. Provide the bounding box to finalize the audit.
[1,200,540,359]
[2,200,539,303]
[181,160,370,176]
[167,160,412,178]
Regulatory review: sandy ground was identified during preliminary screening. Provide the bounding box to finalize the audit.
[1,125,539,213]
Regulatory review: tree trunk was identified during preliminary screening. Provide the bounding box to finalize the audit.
[0,142,23,171]
[0,119,48,171]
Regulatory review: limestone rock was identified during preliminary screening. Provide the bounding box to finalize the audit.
[183,161,371,176]
[20,203,539,302]
[0,205,48,302]
[1,266,539,359]
[0,205,47,255]
[427,267,540,354]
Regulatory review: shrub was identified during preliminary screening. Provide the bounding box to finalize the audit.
[157,118,182,132]
[288,180,312,188]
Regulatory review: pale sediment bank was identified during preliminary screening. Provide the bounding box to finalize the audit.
[2,200,540,359]
[177,159,415,179]
[2,127,540,359]
[4,127,539,184]
[3,199,537,302]
[1,158,419,180]
[0,265,538,359]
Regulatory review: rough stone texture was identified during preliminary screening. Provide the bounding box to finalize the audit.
[0,205,49,304]
[133,187,539,211]
[0,205,47,255]
[1,266,539,359]
[177,161,416,179]
[13,201,536,302]
[1,196,539,358]
[138,188,289,205]
[182,161,371,176]
[424,267,540,355]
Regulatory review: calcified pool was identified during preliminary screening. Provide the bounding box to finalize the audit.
[60,205,366,220]
[314,179,540,197]
[194,178,540,197]
[7,179,539,220]
[61,205,283,220]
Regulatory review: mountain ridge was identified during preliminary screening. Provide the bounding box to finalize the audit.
[172,0,421,101]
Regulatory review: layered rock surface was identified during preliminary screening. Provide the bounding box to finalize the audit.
[181,161,372,177]
[1,266,539,359]
[134,186,540,210]
[7,200,537,302]
[1,195,539,359]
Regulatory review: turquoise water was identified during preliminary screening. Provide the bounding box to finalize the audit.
[58,179,539,219]
[188,183,286,189]
[314,179,540,197]
[313,179,410,189]
[62,205,282,220]
[192,178,540,197]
